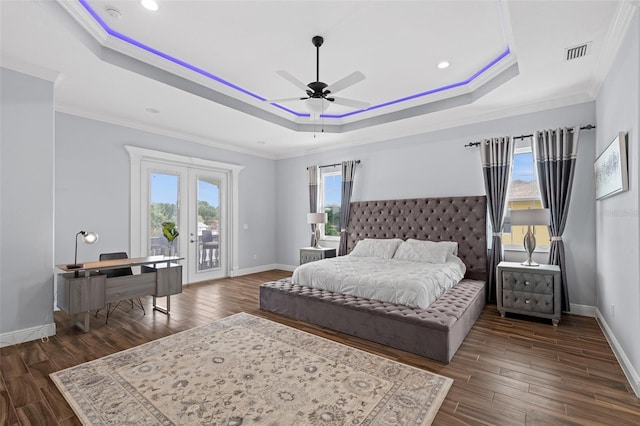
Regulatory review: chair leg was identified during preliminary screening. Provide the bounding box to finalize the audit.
[132,297,145,315]
[105,301,121,324]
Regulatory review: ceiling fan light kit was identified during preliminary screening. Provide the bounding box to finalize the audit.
[306,98,328,114]
[270,35,370,115]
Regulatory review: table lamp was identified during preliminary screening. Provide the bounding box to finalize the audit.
[510,209,549,267]
[307,213,327,249]
[67,230,99,269]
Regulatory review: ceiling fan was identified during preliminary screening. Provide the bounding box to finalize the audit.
[270,35,369,114]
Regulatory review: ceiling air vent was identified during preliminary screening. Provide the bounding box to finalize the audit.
[565,42,591,61]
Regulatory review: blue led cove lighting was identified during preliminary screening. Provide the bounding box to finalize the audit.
[78,0,510,120]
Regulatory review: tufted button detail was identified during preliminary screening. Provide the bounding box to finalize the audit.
[261,278,485,332]
[344,197,487,280]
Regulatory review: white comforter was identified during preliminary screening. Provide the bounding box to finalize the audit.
[292,255,466,309]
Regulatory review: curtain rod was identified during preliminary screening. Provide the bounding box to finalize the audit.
[306,160,361,170]
[464,124,596,148]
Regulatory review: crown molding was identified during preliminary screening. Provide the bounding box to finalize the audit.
[275,94,595,160]
[54,103,278,160]
[54,0,109,44]
[587,0,639,98]
[0,56,63,85]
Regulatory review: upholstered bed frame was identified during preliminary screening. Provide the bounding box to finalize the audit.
[260,196,487,363]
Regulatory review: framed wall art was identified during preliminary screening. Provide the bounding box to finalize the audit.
[595,131,629,200]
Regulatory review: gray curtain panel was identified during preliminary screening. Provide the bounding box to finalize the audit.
[480,136,513,303]
[533,127,580,312]
[338,161,357,256]
[308,165,319,247]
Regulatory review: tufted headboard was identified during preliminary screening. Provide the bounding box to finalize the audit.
[346,196,487,281]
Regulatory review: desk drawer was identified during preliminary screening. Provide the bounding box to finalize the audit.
[105,274,155,303]
[155,265,183,297]
[57,273,106,314]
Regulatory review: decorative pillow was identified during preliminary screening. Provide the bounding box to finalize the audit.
[393,240,451,264]
[407,239,458,255]
[349,238,403,259]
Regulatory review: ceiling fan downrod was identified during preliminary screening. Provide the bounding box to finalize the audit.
[312,35,323,84]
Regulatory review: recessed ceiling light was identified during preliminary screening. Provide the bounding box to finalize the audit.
[146,107,160,114]
[140,0,158,11]
[437,61,450,69]
[105,7,121,19]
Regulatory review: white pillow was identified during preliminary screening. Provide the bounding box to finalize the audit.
[393,240,451,264]
[407,239,458,256]
[349,238,403,259]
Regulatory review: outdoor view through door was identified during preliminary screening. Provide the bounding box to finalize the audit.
[128,147,241,285]
[147,167,226,282]
[149,173,180,258]
[196,177,221,273]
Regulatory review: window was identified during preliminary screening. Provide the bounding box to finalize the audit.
[503,139,550,249]
[320,168,342,239]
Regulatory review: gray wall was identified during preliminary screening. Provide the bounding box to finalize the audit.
[595,8,640,388]
[55,112,277,271]
[275,102,597,308]
[0,68,55,339]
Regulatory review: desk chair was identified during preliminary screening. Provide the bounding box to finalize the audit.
[98,252,145,323]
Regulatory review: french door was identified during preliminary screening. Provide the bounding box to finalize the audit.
[141,161,228,282]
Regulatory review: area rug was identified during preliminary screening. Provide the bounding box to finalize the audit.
[50,313,452,425]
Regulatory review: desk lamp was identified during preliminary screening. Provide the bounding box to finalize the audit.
[307,213,327,249]
[67,230,99,269]
[510,209,549,267]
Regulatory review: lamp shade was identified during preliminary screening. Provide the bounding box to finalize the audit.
[82,231,99,244]
[307,213,327,224]
[510,208,550,226]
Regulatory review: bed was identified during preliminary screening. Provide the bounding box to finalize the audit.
[260,196,487,363]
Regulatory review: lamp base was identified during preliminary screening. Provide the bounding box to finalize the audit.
[313,227,323,249]
[66,264,83,269]
[522,226,539,267]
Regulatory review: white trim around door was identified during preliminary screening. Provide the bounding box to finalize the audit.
[126,146,244,281]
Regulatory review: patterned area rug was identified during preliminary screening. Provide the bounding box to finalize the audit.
[50,313,452,425]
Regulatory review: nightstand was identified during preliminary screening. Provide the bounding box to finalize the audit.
[497,261,561,326]
[300,247,336,265]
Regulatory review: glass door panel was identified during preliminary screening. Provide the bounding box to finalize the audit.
[196,178,220,273]
[149,172,180,256]
[141,161,228,284]
[187,169,226,282]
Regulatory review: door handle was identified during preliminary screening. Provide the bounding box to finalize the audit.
[190,239,195,243]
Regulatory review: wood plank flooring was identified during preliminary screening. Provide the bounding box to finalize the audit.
[1,270,638,425]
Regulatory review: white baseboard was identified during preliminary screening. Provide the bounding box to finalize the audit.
[595,308,640,397]
[0,322,56,348]
[568,303,597,317]
[273,264,296,272]
[230,263,295,277]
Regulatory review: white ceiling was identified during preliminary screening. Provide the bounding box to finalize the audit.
[1,1,637,159]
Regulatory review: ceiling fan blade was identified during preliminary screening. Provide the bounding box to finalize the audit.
[325,71,365,94]
[276,70,310,93]
[331,97,370,109]
[267,97,307,103]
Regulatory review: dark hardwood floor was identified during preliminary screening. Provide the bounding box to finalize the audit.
[1,270,639,425]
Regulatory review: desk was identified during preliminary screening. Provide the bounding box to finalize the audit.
[56,256,183,332]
